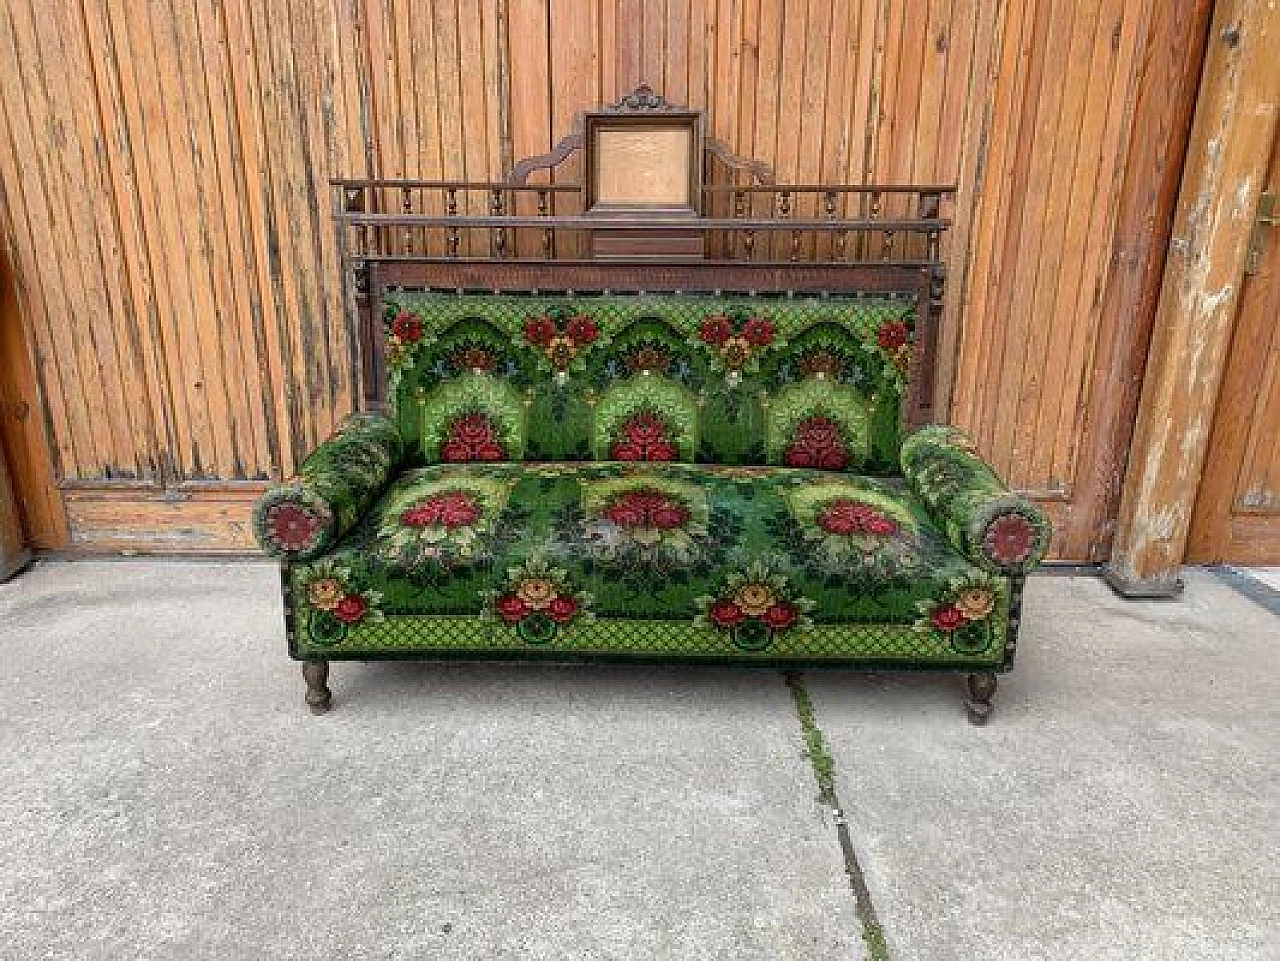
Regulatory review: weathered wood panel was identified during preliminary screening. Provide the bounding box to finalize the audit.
[0,211,67,549]
[0,226,39,572]
[1062,0,1216,561]
[0,0,1207,559]
[1187,133,1280,564]
[1109,0,1279,590]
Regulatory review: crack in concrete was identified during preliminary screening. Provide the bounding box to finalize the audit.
[784,671,890,961]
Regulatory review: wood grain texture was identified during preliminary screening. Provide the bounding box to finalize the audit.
[1065,0,1215,560]
[1108,0,1279,589]
[0,234,41,566]
[64,487,262,553]
[1187,136,1280,563]
[0,0,1214,559]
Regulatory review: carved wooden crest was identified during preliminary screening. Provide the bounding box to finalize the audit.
[603,83,682,113]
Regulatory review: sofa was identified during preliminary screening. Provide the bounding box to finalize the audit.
[253,291,1050,720]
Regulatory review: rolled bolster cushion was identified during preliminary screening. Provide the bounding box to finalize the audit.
[254,487,336,560]
[900,424,1052,575]
[253,412,403,560]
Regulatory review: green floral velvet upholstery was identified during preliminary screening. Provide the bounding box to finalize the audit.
[381,292,916,473]
[900,425,1052,575]
[285,463,1010,664]
[254,291,1048,677]
[253,413,403,560]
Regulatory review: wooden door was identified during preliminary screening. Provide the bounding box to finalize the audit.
[0,241,33,577]
[0,446,27,580]
[1188,135,1280,563]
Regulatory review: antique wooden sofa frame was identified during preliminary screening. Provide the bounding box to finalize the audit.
[266,87,1042,722]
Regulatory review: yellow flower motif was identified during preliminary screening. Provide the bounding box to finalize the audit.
[516,577,559,610]
[735,583,776,617]
[892,345,912,376]
[955,587,995,621]
[547,335,577,370]
[308,578,344,611]
[720,336,751,371]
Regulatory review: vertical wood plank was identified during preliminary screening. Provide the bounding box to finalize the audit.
[507,0,551,256]
[0,194,69,546]
[1107,0,1278,592]
[0,6,81,479]
[931,0,999,411]
[616,0,642,92]
[951,0,1036,435]
[0,2,109,477]
[222,0,298,475]
[550,0,599,257]
[1060,0,1213,559]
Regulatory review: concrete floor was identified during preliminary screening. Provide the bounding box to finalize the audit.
[0,562,1276,960]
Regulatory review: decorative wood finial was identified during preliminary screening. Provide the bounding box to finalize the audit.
[609,84,675,112]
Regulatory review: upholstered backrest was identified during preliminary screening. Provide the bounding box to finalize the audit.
[380,292,917,474]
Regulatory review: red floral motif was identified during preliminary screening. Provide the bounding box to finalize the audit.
[700,314,734,346]
[799,350,845,379]
[817,499,899,537]
[626,345,672,374]
[497,594,529,623]
[699,311,777,372]
[611,412,677,462]
[784,416,851,470]
[523,316,557,347]
[494,560,588,634]
[709,600,746,627]
[762,603,798,630]
[390,310,424,344]
[440,440,471,462]
[548,596,579,623]
[625,413,664,444]
[602,490,691,531]
[602,498,644,527]
[649,504,689,529]
[334,594,369,624]
[877,320,909,350]
[399,504,439,527]
[266,502,323,552]
[983,513,1037,565]
[441,413,506,463]
[523,312,600,365]
[700,562,810,642]
[400,491,481,530]
[452,346,497,372]
[437,493,481,527]
[930,605,966,632]
[742,316,776,346]
[565,314,599,345]
[453,414,492,445]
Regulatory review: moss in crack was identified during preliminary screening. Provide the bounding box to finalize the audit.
[862,921,889,961]
[784,671,836,805]
[785,671,892,961]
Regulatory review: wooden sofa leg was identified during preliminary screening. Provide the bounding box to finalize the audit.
[965,672,997,725]
[302,661,332,715]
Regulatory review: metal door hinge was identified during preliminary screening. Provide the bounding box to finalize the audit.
[1245,190,1276,275]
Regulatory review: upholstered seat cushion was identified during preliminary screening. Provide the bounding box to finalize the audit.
[286,462,1012,661]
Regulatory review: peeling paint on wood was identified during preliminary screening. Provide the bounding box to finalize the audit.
[1108,0,1279,587]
